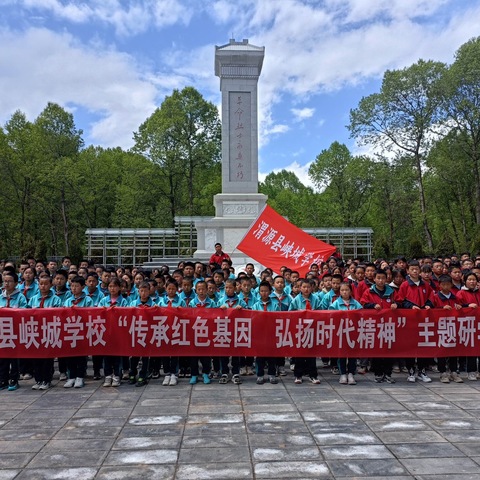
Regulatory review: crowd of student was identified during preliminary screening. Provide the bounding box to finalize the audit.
[0,249,479,392]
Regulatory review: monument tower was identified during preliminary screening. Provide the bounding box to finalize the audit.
[194,39,267,264]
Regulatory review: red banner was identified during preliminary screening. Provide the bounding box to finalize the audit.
[0,307,479,358]
[237,205,336,275]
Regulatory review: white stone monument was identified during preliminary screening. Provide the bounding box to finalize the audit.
[194,39,267,265]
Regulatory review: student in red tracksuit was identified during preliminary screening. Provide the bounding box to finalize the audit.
[397,260,434,383]
[433,275,463,383]
[456,272,480,381]
[361,269,398,383]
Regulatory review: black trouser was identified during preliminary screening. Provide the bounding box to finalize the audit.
[161,357,178,376]
[104,356,121,377]
[220,356,239,375]
[130,357,149,379]
[405,357,429,372]
[293,357,317,378]
[92,355,103,375]
[0,358,19,384]
[19,358,34,375]
[466,357,478,372]
[190,357,211,376]
[371,357,393,376]
[256,357,276,377]
[34,358,54,383]
[66,356,87,379]
[239,356,254,368]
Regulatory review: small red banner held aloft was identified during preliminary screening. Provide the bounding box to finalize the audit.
[0,307,479,358]
[237,205,336,275]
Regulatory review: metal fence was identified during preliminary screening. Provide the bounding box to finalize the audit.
[86,221,373,266]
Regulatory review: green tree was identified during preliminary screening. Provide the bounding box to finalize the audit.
[308,142,376,227]
[349,60,447,249]
[133,87,221,224]
[439,37,480,225]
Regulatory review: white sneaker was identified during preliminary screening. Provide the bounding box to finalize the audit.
[64,379,75,388]
[239,367,247,376]
[112,376,121,387]
[407,369,416,383]
[450,372,464,383]
[418,370,432,383]
[347,373,357,385]
[439,372,450,383]
[31,382,41,390]
[339,374,348,384]
[467,372,477,381]
[162,375,171,386]
[103,376,112,387]
[38,381,51,390]
[169,374,178,386]
[74,377,84,388]
[59,373,67,381]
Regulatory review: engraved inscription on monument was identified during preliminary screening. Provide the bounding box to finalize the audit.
[229,92,252,182]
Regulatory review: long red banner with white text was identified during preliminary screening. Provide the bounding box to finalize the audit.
[0,307,479,358]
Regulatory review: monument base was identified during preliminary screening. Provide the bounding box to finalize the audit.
[194,193,267,271]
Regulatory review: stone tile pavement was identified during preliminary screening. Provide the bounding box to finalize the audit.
[1,365,480,479]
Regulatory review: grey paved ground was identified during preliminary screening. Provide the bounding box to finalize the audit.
[1,364,480,480]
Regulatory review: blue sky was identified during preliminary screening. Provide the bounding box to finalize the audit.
[1,0,479,187]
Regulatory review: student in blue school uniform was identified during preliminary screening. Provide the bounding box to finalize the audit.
[158,280,186,386]
[217,279,243,385]
[63,276,94,389]
[288,278,321,385]
[29,273,62,390]
[128,281,156,387]
[237,277,257,376]
[0,271,27,391]
[188,280,214,385]
[52,270,72,303]
[98,278,129,387]
[329,282,362,385]
[252,281,280,385]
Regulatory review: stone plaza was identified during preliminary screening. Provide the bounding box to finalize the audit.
[1,363,480,479]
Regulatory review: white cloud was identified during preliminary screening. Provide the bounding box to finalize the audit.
[0,27,158,147]
[259,160,314,188]
[291,107,315,122]
[20,0,193,36]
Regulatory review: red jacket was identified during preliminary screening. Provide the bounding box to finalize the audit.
[456,288,480,307]
[397,277,434,308]
[360,285,398,309]
[433,291,459,309]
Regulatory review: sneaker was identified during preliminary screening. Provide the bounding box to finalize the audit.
[384,375,396,384]
[278,366,287,376]
[7,380,18,391]
[357,366,367,375]
[111,376,121,387]
[331,367,340,375]
[59,373,67,381]
[392,364,401,373]
[31,382,42,390]
[407,369,416,383]
[374,375,384,383]
[202,373,211,384]
[38,381,51,390]
[348,373,357,385]
[246,366,254,376]
[93,371,101,380]
[440,372,450,383]
[256,376,265,385]
[189,376,198,385]
[151,371,160,379]
[418,370,432,383]
[128,375,136,385]
[169,374,178,386]
[136,377,147,387]
[290,364,295,372]
[309,377,321,384]
[239,367,247,376]
[429,364,439,373]
[339,374,348,384]
[103,376,112,387]
[22,373,33,380]
[64,379,75,388]
[269,375,278,384]
[468,372,477,381]
[450,372,464,383]
[294,377,302,384]
[122,372,130,380]
[162,375,171,386]
[232,374,242,385]
[74,377,85,388]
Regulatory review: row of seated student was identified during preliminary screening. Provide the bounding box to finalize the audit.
[0,253,479,391]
